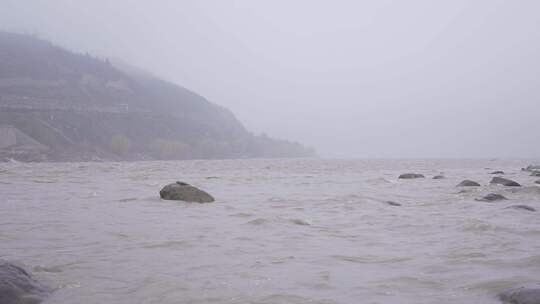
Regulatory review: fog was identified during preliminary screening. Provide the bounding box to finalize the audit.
[1,0,539,158]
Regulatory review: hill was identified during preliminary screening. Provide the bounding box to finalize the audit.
[0,32,315,161]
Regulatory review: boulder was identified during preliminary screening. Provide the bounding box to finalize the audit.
[0,260,50,304]
[499,283,540,304]
[457,180,481,187]
[398,173,424,179]
[490,177,521,187]
[475,193,508,202]
[432,175,445,179]
[506,205,537,212]
[159,181,215,203]
[490,171,505,175]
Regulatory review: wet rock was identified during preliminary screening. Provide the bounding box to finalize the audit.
[159,181,215,203]
[384,201,402,206]
[490,177,521,187]
[499,283,540,304]
[398,173,424,179]
[523,165,540,172]
[457,180,481,187]
[506,205,537,212]
[0,260,50,304]
[490,171,505,175]
[475,193,508,202]
[432,175,445,179]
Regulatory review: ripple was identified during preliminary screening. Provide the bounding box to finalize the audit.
[229,212,254,218]
[289,219,311,226]
[142,240,191,249]
[247,218,269,225]
[117,198,138,202]
[373,276,444,289]
[31,179,57,184]
[330,255,412,264]
[254,294,338,304]
[33,261,80,273]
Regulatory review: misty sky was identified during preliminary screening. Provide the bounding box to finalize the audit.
[1,0,539,158]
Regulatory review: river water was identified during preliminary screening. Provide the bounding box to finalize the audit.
[1,159,539,304]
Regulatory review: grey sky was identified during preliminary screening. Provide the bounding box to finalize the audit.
[1,0,539,158]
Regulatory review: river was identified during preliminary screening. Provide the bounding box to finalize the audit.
[1,159,539,303]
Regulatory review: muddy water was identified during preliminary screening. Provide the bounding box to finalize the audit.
[1,159,539,303]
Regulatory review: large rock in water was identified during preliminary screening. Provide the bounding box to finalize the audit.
[457,180,481,187]
[490,177,521,187]
[499,283,540,304]
[0,260,50,304]
[159,181,215,203]
[398,173,425,179]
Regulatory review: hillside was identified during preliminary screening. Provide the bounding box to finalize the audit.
[0,32,315,161]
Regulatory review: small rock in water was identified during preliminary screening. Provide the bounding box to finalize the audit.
[523,165,540,172]
[457,180,481,187]
[506,205,537,212]
[490,177,521,187]
[160,182,215,203]
[0,260,50,304]
[475,193,508,202]
[536,180,540,185]
[384,201,402,206]
[499,283,540,304]
[490,171,505,175]
[433,175,445,179]
[398,173,424,179]
[531,171,540,177]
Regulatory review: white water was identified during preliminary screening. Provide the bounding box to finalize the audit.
[1,159,539,304]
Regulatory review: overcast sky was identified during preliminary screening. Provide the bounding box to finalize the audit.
[1,0,539,158]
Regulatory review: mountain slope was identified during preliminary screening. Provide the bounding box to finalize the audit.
[0,32,315,161]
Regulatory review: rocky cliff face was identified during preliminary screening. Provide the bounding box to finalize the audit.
[0,32,315,161]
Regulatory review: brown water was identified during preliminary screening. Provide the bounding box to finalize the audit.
[1,159,539,304]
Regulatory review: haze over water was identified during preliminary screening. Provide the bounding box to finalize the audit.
[2,159,540,303]
[2,0,540,158]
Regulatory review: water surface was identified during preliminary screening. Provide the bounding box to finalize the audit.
[1,159,539,303]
